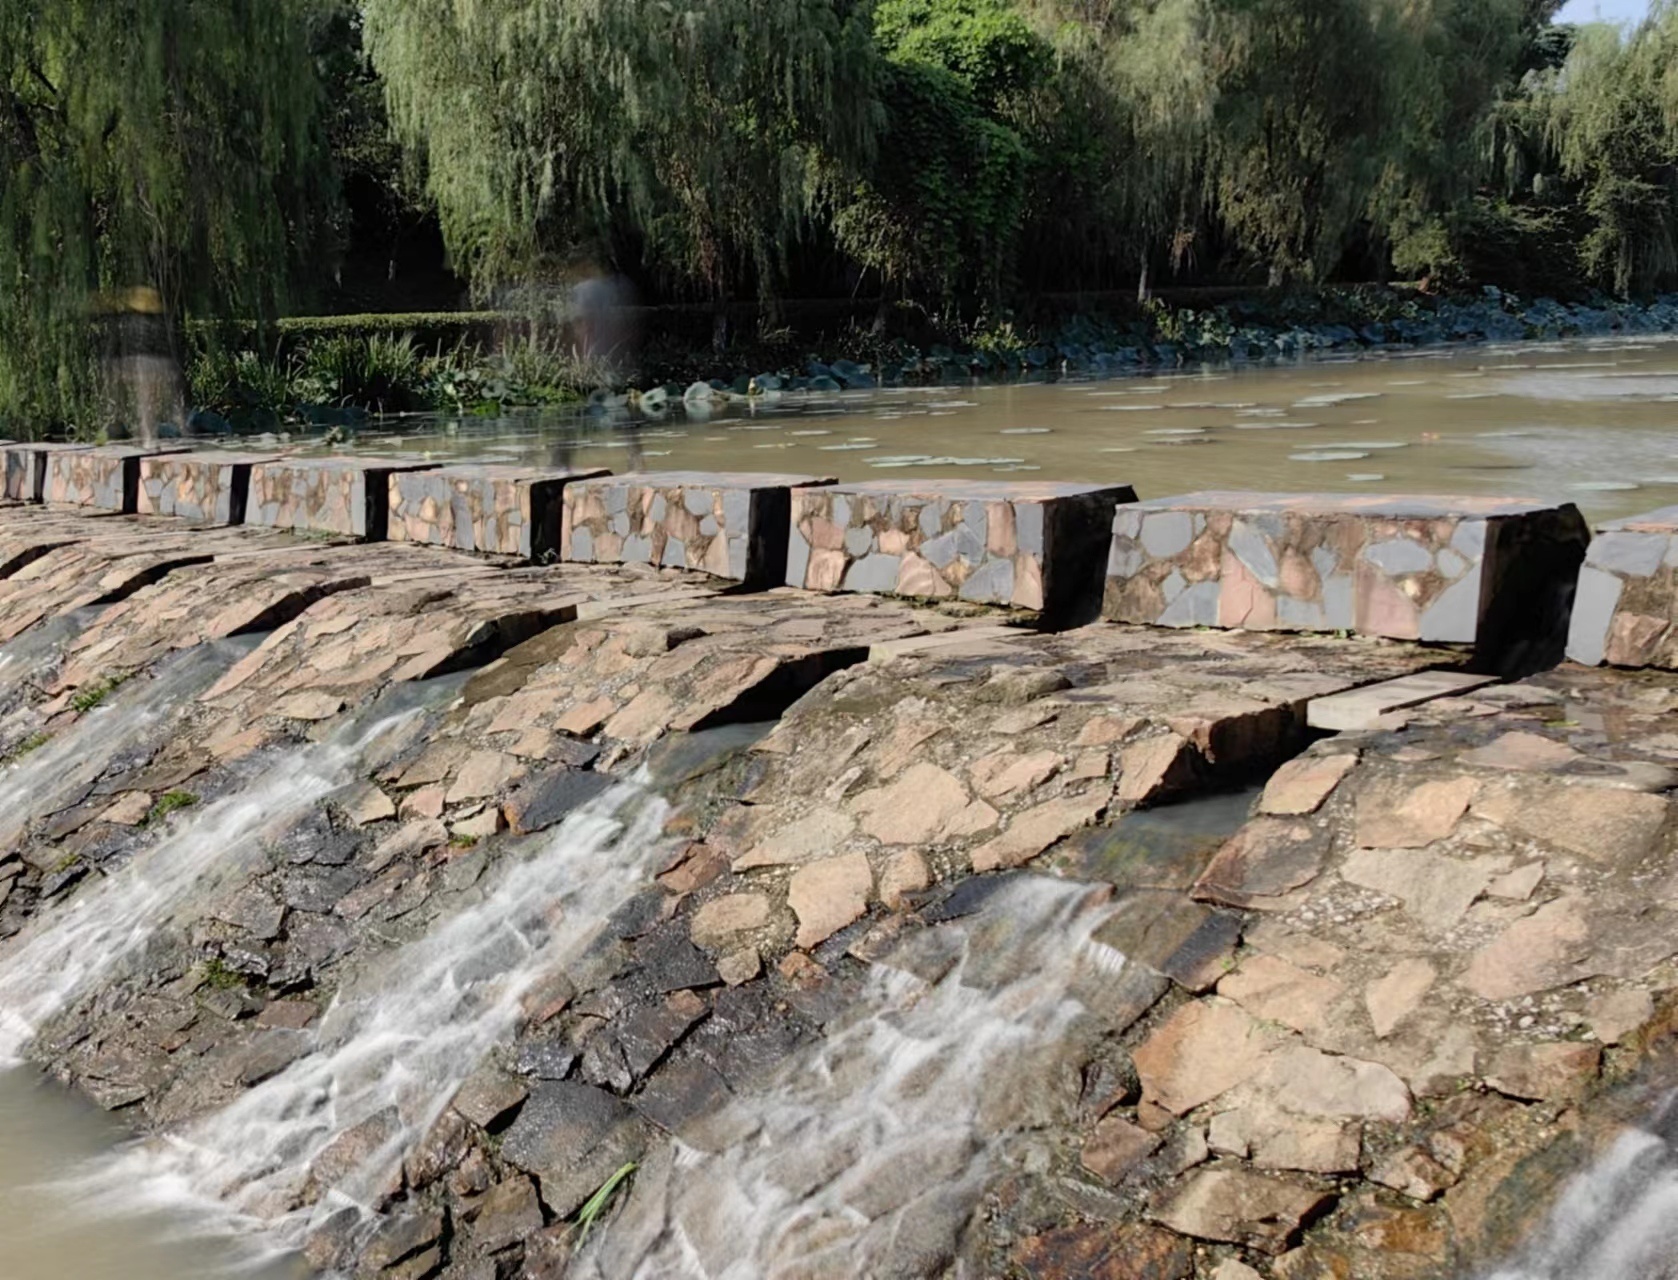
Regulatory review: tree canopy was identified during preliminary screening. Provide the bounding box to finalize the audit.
[0,0,336,431]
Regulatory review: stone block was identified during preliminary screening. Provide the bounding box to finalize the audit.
[788,479,1134,625]
[41,445,194,513]
[390,464,609,560]
[2,443,91,503]
[1566,505,1678,668]
[1105,492,1588,669]
[136,451,280,524]
[245,456,440,540]
[561,471,833,585]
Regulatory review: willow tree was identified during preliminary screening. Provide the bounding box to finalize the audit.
[0,0,335,434]
[1518,4,1678,294]
[361,0,880,306]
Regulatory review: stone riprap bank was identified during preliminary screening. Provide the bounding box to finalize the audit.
[1,477,1678,1280]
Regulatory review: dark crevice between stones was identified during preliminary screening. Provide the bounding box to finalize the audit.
[1043,487,1138,631]
[220,577,374,638]
[1472,504,1591,679]
[685,646,871,730]
[0,540,74,581]
[423,606,584,681]
[85,554,216,606]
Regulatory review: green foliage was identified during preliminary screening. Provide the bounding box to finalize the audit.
[574,1162,637,1243]
[0,0,338,436]
[70,673,131,714]
[200,957,248,991]
[144,790,199,827]
[1,732,50,765]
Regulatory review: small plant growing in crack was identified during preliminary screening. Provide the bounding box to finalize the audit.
[144,790,199,826]
[200,957,247,990]
[574,1161,637,1245]
[1,731,49,765]
[71,673,132,714]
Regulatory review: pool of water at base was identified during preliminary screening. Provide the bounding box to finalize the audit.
[295,333,1678,522]
[0,1065,308,1280]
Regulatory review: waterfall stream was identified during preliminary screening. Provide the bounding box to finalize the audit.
[585,875,1122,1279]
[1484,1096,1678,1280]
[65,778,669,1264]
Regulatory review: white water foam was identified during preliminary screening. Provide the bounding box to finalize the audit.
[586,876,1121,1280]
[1484,1100,1678,1280]
[0,702,424,1063]
[70,779,669,1260]
[0,636,249,855]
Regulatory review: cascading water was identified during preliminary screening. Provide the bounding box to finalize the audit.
[584,875,1121,1280]
[70,778,669,1262]
[0,632,249,856]
[0,680,432,1061]
[1483,1096,1678,1280]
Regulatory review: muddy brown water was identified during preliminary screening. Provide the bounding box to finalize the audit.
[7,333,1678,1275]
[326,334,1678,523]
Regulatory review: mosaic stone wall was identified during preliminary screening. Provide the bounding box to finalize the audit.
[135,452,279,525]
[246,457,439,540]
[560,471,833,585]
[1104,492,1589,667]
[1567,505,1678,668]
[44,446,192,514]
[389,465,610,560]
[787,480,1134,624]
[3,444,89,503]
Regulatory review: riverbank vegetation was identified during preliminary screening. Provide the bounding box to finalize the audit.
[10,0,1678,433]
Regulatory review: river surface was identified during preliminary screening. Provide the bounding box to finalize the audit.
[6,332,1678,1276]
[327,334,1678,522]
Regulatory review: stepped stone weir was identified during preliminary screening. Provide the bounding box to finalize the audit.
[1566,504,1678,668]
[787,478,1136,626]
[1104,492,1590,671]
[560,471,835,586]
[43,444,193,514]
[244,455,440,540]
[389,463,611,560]
[135,451,282,524]
[2,442,90,503]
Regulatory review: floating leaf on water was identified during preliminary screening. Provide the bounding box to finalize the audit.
[1293,391,1382,407]
[1143,427,1207,436]
[1000,427,1051,435]
[1101,404,1166,411]
[1571,481,1641,491]
[818,443,878,451]
[1290,450,1372,462]
[1320,441,1407,450]
[1098,447,1138,453]
[1346,473,1386,481]
[1231,420,1318,430]
[992,464,1041,471]
[789,430,832,437]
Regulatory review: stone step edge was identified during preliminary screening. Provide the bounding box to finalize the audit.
[1306,669,1500,732]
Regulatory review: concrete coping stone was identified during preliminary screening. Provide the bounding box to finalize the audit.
[1136,491,1566,519]
[44,445,194,514]
[2,442,92,503]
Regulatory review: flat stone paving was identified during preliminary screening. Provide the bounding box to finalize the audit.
[1104,491,1589,669]
[1567,503,1678,668]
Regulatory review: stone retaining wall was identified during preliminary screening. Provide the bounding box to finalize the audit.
[136,452,279,525]
[1104,492,1589,670]
[44,445,193,514]
[390,465,609,560]
[1566,504,1678,668]
[560,471,833,585]
[2,443,89,503]
[787,479,1134,626]
[246,456,439,540]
